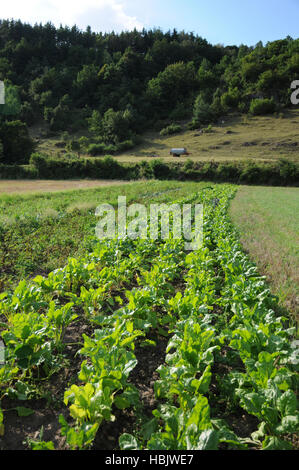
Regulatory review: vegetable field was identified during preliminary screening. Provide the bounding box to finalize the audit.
[0,184,298,450]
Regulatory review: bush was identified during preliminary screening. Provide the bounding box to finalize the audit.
[193,94,214,124]
[138,160,154,179]
[103,144,118,154]
[117,140,135,152]
[249,98,276,115]
[278,158,299,185]
[169,103,191,120]
[101,108,134,144]
[160,123,182,136]
[66,139,81,154]
[202,124,214,134]
[87,143,106,156]
[0,120,36,164]
[149,159,175,179]
[0,163,38,179]
[187,120,200,130]
[10,152,299,186]
[183,159,194,172]
[87,143,117,156]
[221,87,241,109]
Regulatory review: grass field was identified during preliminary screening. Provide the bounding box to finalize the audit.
[0,181,298,451]
[35,109,299,164]
[229,185,299,323]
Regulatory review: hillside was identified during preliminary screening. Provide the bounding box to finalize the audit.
[0,20,298,168]
[34,108,299,164]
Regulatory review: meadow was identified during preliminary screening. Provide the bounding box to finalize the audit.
[0,181,298,450]
[230,185,299,322]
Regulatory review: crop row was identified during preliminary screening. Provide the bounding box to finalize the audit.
[0,185,298,450]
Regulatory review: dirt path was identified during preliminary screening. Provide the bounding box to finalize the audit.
[0,180,131,194]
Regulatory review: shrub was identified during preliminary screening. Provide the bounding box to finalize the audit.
[169,103,191,120]
[12,152,299,186]
[193,94,214,124]
[138,160,154,179]
[239,161,267,184]
[183,159,194,172]
[117,140,135,152]
[249,98,276,116]
[87,143,108,156]
[0,120,36,164]
[202,124,214,134]
[160,123,182,136]
[150,159,174,179]
[0,163,38,179]
[61,131,70,142]
[66,139,81,154]
[221,87,241,109]
[187,120,200,130]
[103,144,117,154]
[278,158,299,185]
[216,162,240,182]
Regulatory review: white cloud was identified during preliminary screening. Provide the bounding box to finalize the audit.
[1,0,144,32]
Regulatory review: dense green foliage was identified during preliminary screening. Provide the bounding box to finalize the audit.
[1,154,298,186]
[0,20,298,163]
[0,120,35,164]
[160,123,182,136]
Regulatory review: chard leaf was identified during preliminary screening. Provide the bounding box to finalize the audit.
[196,430,219,450]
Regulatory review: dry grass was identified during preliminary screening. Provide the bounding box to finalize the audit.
[114,109,299,164]
[230,185,299,324]
[34,109,299,165]
[0,179,132,195]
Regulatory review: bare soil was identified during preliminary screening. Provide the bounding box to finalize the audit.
[0,180,131,195]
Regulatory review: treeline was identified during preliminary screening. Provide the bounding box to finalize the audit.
[0,19,298,165]
[0,154,298,187]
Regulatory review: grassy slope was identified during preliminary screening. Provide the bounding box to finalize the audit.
[229,185,299,322]
[35,109,299,164]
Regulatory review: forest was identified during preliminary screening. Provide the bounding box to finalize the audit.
[0,19,298,164]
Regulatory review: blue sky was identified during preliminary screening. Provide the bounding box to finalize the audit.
[1,0,298,46]
[125,0,299,46]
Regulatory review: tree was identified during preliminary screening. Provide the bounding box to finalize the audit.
[193,93,214,124]
[88,110,102,136]
[0,120,36,164]
[44,95,71,131]
[101,108,133,144]
[197,58,219,90]
[249,98,276,115]
[0,83,21,117]
[147,61,197,114]
[221,87,241,109]
[66,139,81,156]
